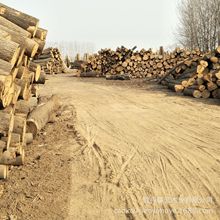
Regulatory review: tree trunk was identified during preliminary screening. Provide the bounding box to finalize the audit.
[0,37,20,66]
[0,25,39,57]
[0,3,39,36]
[27,95,61,136]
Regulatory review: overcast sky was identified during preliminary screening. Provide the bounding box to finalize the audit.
[1,0,180,52]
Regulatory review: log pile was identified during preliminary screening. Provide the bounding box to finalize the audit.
[33,48,65,74]
[0,3,48,179]
[83,46,203,79]
[160,46,220,99]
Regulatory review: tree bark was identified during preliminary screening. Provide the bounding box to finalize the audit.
[0,3,39,36]
[0,37,20,66]
[27,95,61,136]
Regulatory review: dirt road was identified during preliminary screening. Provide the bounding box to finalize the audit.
[42,75,220,220]
[1,74,220,220]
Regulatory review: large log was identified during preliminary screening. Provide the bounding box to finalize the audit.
[29,61,41,81]
[0,29,11,40]
[0,16,31,38]
[35,27,48,41]
[33,37,46,54]
[183,88,202,98]
[0,37,20,66]
[27,95,61,136]
[35,71,46,84]
[0,25,39,57]
[0,3,39,36]
[15,97,38,115]
[0,59,13,75]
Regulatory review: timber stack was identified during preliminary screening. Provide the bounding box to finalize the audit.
[83,46,203,79]
[33,47,65,74]
[160,46,220,99]
[0,3,48,179]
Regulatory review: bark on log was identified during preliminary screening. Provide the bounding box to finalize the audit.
[33,37,46,54]
[15,97,38,115]
[0,59,13,74]
[13,114,26,144]
[35,27,48,41]
[0,25,39,57]
[27,95,61,136]
[35,71,46,84]
[183,88,202,98]
[0,3,39,36]
[0,29,11,40]
[0,16,31,38]
[2,133,21,146]
[29,61,41,81]
[0,37,20,66]
[25,133,33,145]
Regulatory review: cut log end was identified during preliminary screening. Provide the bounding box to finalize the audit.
[0,165,8,179]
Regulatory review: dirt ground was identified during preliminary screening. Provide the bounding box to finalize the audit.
[0,74,220,220]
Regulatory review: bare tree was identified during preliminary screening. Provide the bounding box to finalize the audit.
[46,41,95,61]
[177,0,220,51]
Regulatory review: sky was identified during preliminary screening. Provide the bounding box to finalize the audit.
[1,0,180,53]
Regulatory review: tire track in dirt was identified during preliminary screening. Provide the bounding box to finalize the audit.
[41,75,220,220]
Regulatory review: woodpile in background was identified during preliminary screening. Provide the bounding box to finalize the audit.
[83,46,203,79]
[33,47,66,75]
[0,3,50,179]
[160,46,220,99]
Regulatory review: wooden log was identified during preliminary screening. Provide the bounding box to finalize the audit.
[33,38,46,54]
[35,27,48,40]
[0,29,11,40]
[31,84,39,97]
[13,114,26,142]
[106,74,130,80]
[27,95,61,136]
[80,71,98,77]
[0,111,14,150]
[15,78,28,100]
[201,90,211,99]
[0,165,8,179]
[25,133,33,145]
[210,56,218,63]
[2,133,21,146]
[0,148,24,166]
[16,48,25,67]
[29,61,41,81]
[0,16,31,38]
[0,140,6,152]
[0,75,13,108]
[15,97,38,115]
[0,3,39,36]
[0,25,39,57]
[0,59,13,74]
[12,84,21,105]
[212,89,220,99]
[35,71,46,84]
[216,46,220,56]
[183,88,202,98]
[207,82,218,91]
[0,37,20,66]
[16,66,29,79]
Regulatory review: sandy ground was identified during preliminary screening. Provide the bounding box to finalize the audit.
[0,74,220,220]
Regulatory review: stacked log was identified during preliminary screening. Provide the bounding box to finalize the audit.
[160,46,220,99]
[83,46,203,79]
[0,3,48,179]
[33,48,65,74]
